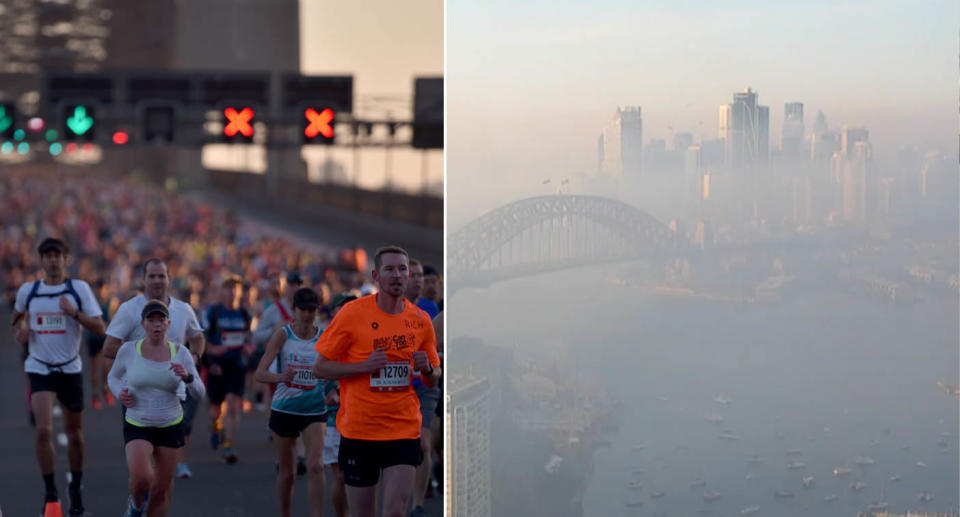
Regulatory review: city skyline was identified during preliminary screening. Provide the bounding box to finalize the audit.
[447,0,957,227]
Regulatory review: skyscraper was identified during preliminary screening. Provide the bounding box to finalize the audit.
[841,126,869,159]
[781,102,805,160]
[839,137,872,223]
[599,106,642,177]
[447,376,493,517]
[718,88,769,169]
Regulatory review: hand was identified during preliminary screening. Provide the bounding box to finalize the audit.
[413,350,432,373]
[169,363,189,380]
[58,296,78,318]
[119,389,136,408]
[209,363,223,376]
[279,368,296,385]
[363,348,388,373]
[324,389,340,406]
[14,324,30,344]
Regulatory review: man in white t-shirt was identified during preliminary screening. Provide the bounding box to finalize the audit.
[103,258,206,479]
[10,237,106,516]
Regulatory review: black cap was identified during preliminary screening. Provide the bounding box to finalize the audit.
[422,264,439,277]
[141,300,169,320]
[292,288,320,309]
[286,272,303,285]
[37,237,68,255]
[330,292,358,310]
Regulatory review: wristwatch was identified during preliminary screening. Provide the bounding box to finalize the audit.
[183,374,195,384]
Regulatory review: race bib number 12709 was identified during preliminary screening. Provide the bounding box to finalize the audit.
[369,361,410,392]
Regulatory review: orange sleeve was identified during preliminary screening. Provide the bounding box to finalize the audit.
[421,317,441,368]
[315,307,355,361]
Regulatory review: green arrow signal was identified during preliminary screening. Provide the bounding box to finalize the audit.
[66,106,94,136]
[0,106,12,133]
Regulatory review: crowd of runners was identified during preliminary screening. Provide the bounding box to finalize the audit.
[2,172,444,517]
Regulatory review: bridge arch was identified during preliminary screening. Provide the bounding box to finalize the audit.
[449,195,684,286]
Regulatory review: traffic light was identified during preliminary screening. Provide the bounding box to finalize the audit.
[0,103,15,140]
[142,105,176,143]
[412,78,442,149]
[303,107,335,144]
[62,104,96,141]
[223,106,254,143]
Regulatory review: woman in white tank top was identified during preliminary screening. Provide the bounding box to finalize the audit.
[108,301,205,517]
[255,288,327,517]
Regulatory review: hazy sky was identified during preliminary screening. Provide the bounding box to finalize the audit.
[299,0,443,192]
[447,0,958,227]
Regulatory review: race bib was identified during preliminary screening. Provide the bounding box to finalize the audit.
[221,330,246,348]
[370,361,411,392]
[34,312,67,334]
[288,363,317,391]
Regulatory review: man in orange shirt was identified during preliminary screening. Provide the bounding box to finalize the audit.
[313,246,441,517]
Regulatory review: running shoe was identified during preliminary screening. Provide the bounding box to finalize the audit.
[176,463,193,479]
[123,496,144,517]
[104,391,117,406]
[41,493,59,517]
[296,457,307,476]
[91,397,103,410]
[222,446,238,464]
[409,505,426,517]
[209,431,220,450]
[68,484,84,516]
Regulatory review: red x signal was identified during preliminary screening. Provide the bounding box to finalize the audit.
[304,108,335,139]
[224,107,254,137]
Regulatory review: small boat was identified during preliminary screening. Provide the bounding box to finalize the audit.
[656,396,669,402]
[704,413,724,423]
[719,432,740,441]
[632,444,645,451]
[746,455,763,464]
[774,490,794,498]
[918,491,935,503]
[915,461,928,468]
[801,476,814,488]
[740,506,760,515]
[628,480,643,489]
[867,439,880,448]
[823,494,838,502]
[786,462,806,470]
[690,479,707,489]
[853,456,875,466]
[867,502,889,511]
[703,491,721,502]
[714,394,732,405]
[889,474,901,482]
[785,449,802,456]
[849,482,867,492]
[650,491,665,499]
[833,467,852,476]
[744,472,754,480]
